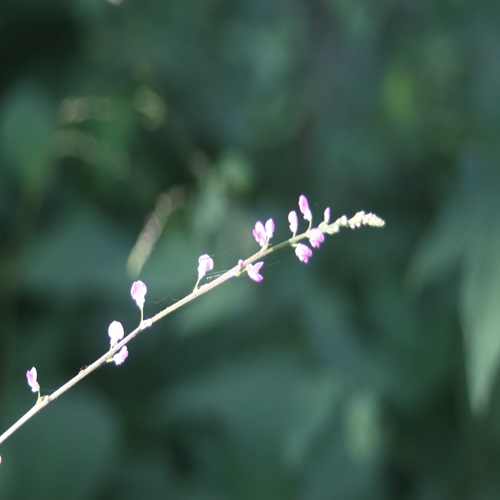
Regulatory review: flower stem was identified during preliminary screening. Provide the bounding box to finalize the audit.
[0,210,384,447]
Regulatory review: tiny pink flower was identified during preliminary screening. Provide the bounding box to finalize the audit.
[131,280,147,310]
[238,259,245,270]
[295,243,313,263]
[247,261,264,282]
[26,367,40,393]
[113,346,128,366]
[324,207,331,224]
[252,221,267,247]
[309,228,325,248]
[108,320,124,346]
[197,254,214,281]
[299,195,312,222]
[264,219,275,239]
[0,455,2,464]
[288,211,298,234]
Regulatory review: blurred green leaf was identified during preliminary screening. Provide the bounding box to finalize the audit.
[114,454,174,500]
[162,352,338,457]
[461,227,500,414]
[20,205,130,301]
[382,64,418,130]
[1,83,55,192]
[410,160,500,414]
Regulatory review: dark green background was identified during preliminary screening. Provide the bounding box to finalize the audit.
[2,0,500,498]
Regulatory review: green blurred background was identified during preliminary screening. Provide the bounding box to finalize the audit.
[2,0,500,498]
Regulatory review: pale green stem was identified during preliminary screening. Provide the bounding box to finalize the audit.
[0,211,384,447]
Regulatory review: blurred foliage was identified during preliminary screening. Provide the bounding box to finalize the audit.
[1,0,500,498]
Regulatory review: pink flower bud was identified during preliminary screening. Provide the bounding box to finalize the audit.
[131,280,147,310]
[299,195,312,222]
[295,243,313,263]
[247,261,264,282]
[113,346,129,366]
[108,320,124,346]
[264,219,275,239]
[288,210,298,234]
[197,254,214,280]
[309,228,325,248]
[26,367,40,393]
[252,221,267,247]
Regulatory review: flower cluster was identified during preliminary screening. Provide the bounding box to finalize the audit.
[107,320,128,365]
[10,193,384,462]
[103,279,148,368]
[231,194,327,281]
[252,219,274,248]
[22,197,384,390]
[288,195,330,263]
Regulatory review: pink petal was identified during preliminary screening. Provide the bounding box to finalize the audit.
[295,243,313,263]
[252,221,267,246]
[288,211,298,234]
[198,254,214,280]
[247,261,264,282]
[265,219,275,239]
[309,228,325,248]
[113,346,129,366]
[108,320,124,345]
[26,367,40,392]
[299,195,312,222]
[131,280,147,309]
